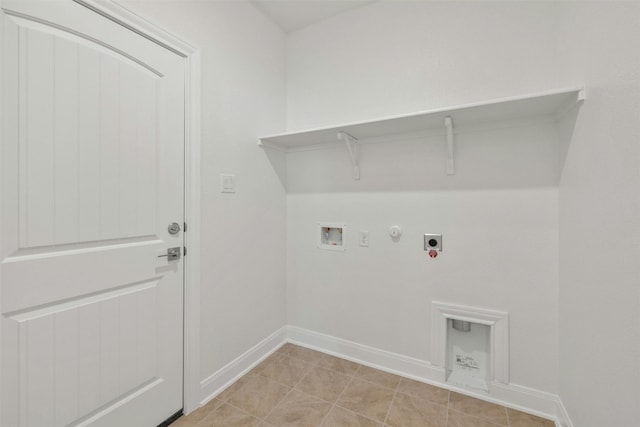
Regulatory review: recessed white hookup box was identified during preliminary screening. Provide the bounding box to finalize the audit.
[318,223,346,251]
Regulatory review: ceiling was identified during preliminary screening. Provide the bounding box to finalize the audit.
[250,0,376,33]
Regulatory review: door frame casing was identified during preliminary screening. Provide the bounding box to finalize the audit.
[0,0,203,417]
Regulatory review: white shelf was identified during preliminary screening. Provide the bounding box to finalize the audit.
[258,88,585,178]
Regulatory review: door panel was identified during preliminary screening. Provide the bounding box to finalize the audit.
[1,1,185,426]
[12,15,160,249]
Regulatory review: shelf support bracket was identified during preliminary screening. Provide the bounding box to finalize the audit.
[445,116,455,175]
[338,131,360,180]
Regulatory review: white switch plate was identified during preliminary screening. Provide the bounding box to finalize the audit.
[359,230,369,247]
[221,174,236,193]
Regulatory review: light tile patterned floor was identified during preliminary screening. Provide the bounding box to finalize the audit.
[171,343,555,427]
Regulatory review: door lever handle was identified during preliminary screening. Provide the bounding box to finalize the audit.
[158,247,181,261]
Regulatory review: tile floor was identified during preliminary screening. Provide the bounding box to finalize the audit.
[171,343,555,427]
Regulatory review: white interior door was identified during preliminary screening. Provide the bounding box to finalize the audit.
[1,1,185,426]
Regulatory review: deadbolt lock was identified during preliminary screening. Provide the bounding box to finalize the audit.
[168,222,181,235]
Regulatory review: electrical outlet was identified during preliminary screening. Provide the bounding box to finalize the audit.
[424,234,442,251]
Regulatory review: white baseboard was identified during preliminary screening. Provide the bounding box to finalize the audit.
[489,381,563,422]
[198,326,287,406]
[287,325,569,426]
[556,398,574,427]
[197,324,572,427]
[286,325,446,384]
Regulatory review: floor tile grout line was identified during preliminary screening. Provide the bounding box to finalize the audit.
[260,383,297,425]
[326,364,359,424]
[291,378,349,407]
[260,351,329,425]
[203,399,260,426]
[336,363,399,425]
[357,377,401,392]
[333,365,358,401]
[280,350,354,426]
[382,387,399,426]
[187,344,551,426]
[332,403,385,426]
[449,392,511,427]
[318,353,361,377]
[224,398,257,414]
[317,403,334,426]
[314,362,382,427]
[304,361,359,391]
[381,370,402,426]
[199,373,470,425]
[191,398,227,427]
[258,352,319,423]
[227,358,300,423]
[255,352,354,417]
[256,353,315,388]
[286,350,323,366]
[445,387,451,427]
[290,353,320,390]
[447,408,504,427]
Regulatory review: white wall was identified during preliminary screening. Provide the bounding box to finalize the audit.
[288,189,559,391]
[557,2,640,426]
[121,0,288,382]
[287,1,563,130]
[112,2,640,423]
[286,0,563,394]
